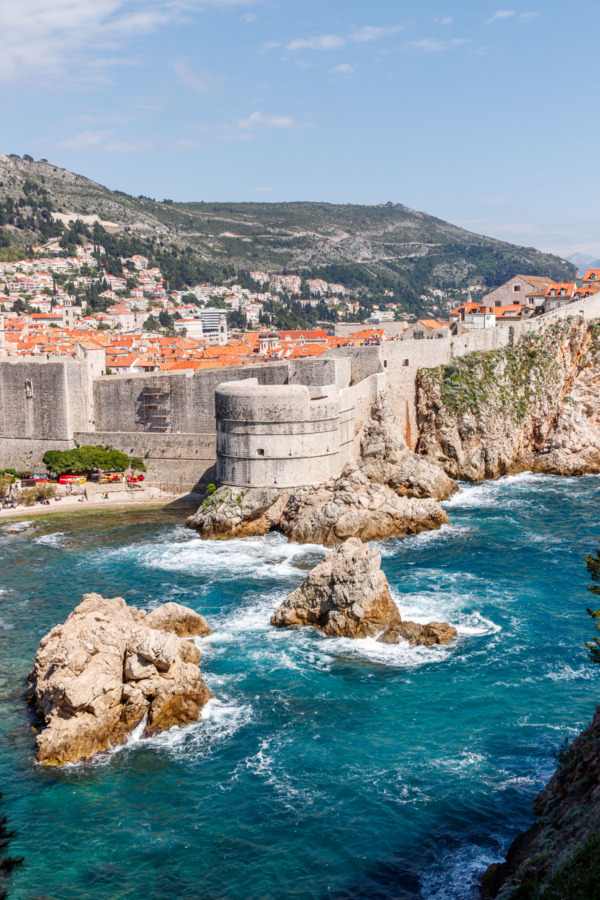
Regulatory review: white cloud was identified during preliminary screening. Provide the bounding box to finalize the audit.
[349,25,404,42]
[260,40,280,53]
[60,129,151,152]
[241,12,255,22]
[0,0,257,82]
[485,9,516,24]
[172,59,223,94]
[406,37,469,52]
[484,9,538,25]
[331,63,354,78]
[286,34,346,51]
[238,112,295,129]
[434,16,454,25]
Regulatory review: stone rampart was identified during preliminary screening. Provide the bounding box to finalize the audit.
[3,296,600,490]
[215,379,352,488]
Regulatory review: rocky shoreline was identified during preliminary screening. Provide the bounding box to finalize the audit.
[482,707,600,898]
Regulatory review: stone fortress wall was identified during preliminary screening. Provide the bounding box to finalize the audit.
[1,294,599,492]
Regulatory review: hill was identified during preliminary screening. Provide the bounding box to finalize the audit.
[0,152,576,314]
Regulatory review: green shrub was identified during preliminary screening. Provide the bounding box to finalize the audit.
[42,446,132,475]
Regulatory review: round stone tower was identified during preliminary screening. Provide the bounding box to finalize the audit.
[215,378,349,488]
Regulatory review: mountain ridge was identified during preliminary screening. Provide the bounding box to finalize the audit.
[0,152,576,312]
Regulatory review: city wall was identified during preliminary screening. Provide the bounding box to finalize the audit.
[2,295,600,490]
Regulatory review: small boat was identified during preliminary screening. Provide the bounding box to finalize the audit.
[58,474,88,485]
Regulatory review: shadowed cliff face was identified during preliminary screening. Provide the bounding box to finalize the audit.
[416,320,600,482]
[482,707,600,899]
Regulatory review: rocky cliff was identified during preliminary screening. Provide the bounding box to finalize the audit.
[416,319,600,482]
[482,707,600,899]
[30,595,213,766]
[187,398,456,545]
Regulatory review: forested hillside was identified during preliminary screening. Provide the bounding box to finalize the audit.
[0,152,575,316]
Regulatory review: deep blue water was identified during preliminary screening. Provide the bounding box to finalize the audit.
[1,473,600,900]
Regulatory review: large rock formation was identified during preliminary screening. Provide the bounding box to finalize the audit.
[187,471,449,547]
[187,399,455,546]
[280,469,449,546]
[30,594,213,766]
[271,538,457,645]
[416,319,600,481]
[359,394,458,501]
[482,706,600,898]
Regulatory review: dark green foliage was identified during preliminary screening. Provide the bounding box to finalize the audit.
[506,834,600,899]
[42,446,132,475]
[143,314,160,331]
[553,737,573,767]
[0,792,24,900]
[158,309,173,329]
[128,457,147,473]
[228,309,247,330]
[585,543,600,664]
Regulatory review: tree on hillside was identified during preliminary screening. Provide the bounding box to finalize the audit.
[585,543,600,664]
[0,792,24,900]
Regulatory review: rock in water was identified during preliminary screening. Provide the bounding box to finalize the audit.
[270,538,457,646]
[145,601,211,637]
[30,593,213,766]
[187,470,449,548]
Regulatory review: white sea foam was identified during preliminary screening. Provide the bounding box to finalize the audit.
[0,617,13,631]
[241,734,323,808]
[0,521,37,535]
[545,663,597,683]
[420,841,502,900]
[34,532,68,547]
[379,524,471,555]
[431,751,487,773]
[94,532,327,584]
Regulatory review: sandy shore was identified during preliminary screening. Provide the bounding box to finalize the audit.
[0,492,194,521]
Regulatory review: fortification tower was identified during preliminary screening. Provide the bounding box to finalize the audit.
[215,378,353,489]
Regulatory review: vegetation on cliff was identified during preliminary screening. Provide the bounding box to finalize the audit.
[423,321,574,422]
[416,318,600,481]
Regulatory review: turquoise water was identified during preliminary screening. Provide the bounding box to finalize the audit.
[1,474,599,899]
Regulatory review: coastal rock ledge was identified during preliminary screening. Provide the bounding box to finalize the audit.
[271,538,457,646]
[30,594,213,766]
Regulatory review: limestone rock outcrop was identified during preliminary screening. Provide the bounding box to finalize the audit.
[145,601,211,637]
[30,593,213,766]
[186,488,289,540]
[482,706,600,898]
[270,538,457,646]
[187,470,449,547]
[280,468,449,547]
[359,394,458,501]
[416,319,600,482]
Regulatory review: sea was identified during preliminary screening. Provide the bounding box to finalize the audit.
[1,472,599,900]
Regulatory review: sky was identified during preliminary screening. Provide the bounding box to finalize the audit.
[1,0,599,259]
